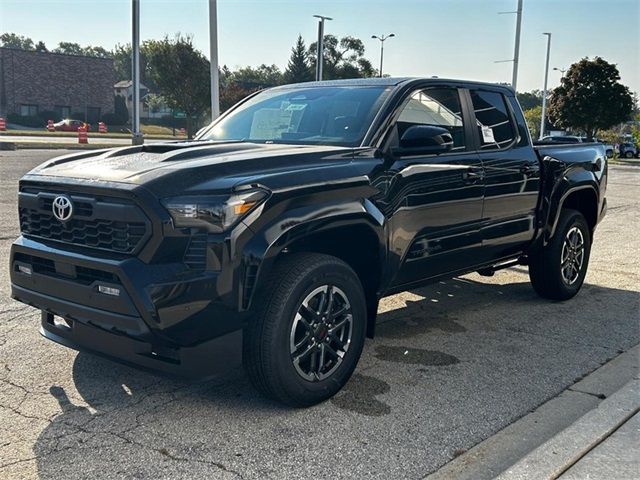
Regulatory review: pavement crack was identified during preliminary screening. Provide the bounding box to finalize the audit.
[157,447,244,478]
[567,387,607,400]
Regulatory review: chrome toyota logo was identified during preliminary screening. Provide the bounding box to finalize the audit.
[52,195,73,222]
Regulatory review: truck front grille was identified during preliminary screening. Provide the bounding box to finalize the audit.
[18,188,151,254]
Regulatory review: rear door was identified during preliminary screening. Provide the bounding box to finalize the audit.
[377,86,485,289]
[467,89,541,261]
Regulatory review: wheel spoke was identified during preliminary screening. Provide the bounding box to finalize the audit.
[294,344,315,364]
[324,286,335,316]
[294,331,312,351]
[329,316,350,334]
[316,286,329,315]
[319,343,326,371]
[298,305,317,325]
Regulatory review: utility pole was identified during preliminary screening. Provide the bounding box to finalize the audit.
[209,0,220,120]
[371,33,395,77]
[496,0,524,90]
[512,0,523,90]
[539,33,552,140]
[131,0,143,145]
[313,15,332,81]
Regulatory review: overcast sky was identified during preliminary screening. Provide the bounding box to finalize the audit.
[1,0,638,94]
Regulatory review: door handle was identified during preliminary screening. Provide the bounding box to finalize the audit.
[463,168,484,183]
[520,163,538,176]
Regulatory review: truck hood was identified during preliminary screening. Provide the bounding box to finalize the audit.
[27,141,355,194]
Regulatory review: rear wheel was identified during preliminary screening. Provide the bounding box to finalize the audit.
[243,253,366,406]
[528,209,591,300]
[625,151,634,158]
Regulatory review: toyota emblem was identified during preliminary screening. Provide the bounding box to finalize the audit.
[52,195,73,222]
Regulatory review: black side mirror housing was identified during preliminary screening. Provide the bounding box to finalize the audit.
[392,125,454,157]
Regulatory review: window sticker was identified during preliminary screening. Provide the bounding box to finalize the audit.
[481,126,496,143]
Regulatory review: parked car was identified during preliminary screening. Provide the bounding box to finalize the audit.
[11,78,607,406]
[618,142,638,158]
[50,119,90,132]
[539,135,583,144]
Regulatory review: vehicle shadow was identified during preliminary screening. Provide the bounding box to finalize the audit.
[32,275,640,478]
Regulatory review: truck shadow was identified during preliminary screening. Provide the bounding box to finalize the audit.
[32,275,640,478]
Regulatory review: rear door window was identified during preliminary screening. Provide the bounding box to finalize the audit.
[470,90,517,150]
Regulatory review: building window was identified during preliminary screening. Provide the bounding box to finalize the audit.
[20,104,38,116]
[86,107,101,124]
[54,105,71,119]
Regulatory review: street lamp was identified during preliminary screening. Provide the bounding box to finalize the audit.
[131,0,142,145]
[553,67,566,78]
[371,33,395,77]
[209,0,220,120]
[313,15,332,81]
[539,33,552,140]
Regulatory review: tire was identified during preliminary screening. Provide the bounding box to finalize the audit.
[243,253,367,406]
[528,209,591,300]
[625,151,634,158]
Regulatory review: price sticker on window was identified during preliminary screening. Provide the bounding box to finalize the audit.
[481,126,496,143]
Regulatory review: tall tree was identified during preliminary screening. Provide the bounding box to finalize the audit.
[145,35,211,138]
[284,35,313,84]
[0,33,35,50]
[308,35,375,79]
[523,106,542,139]
[548,57,633,139]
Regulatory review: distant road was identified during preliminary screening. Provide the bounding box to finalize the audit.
[0,134,165,146]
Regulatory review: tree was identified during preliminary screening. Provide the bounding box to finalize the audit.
[523,106,542,139]
[53,42,84,56]
[114,95,129,124]
[112,42,156,90]
[0,33,35,50]
[308,35,376,79]
[83,46,111,58]
[34,41,48,52]
[548,57,633,140]
[231,64,283,88]
[145,35,211,138]
[517,90,543,110]
[284,35,313,84]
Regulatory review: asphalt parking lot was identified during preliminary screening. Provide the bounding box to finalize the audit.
[1,150,638,479]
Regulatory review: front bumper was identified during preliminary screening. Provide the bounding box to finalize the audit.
[39,310,241,378]
[10,236,246,377]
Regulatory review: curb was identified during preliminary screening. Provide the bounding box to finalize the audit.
[426,345,640,480]
[496,379,639,479]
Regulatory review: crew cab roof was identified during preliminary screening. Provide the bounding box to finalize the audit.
[273,77,515,94]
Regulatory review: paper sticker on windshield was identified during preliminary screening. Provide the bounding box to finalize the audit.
[481,126,496,143]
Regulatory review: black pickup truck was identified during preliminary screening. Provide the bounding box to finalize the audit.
[10,77,607,406]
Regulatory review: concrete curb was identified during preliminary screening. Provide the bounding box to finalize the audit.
[426,345,640,480]
[496,379,639,479]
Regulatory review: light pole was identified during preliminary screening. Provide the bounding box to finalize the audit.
[553,67,566,78]
[371,33,395,77]
[209,0,220,120]
[131,0,142,145]
[313,15,332,81]
[539,33,552,140]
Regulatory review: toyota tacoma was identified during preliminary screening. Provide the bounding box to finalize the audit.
[10,78,607,406]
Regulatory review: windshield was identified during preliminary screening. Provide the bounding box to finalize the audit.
[199,86,391,147]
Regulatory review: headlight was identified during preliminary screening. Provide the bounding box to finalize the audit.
[162,189,268,232]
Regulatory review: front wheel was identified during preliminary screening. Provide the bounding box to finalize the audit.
[528,209,591,300]
[625,151,634,158]
[243,253,367,406]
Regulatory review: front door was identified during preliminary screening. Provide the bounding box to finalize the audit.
[374,87,485,289]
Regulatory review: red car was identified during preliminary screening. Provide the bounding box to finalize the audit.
[50,119,90,132]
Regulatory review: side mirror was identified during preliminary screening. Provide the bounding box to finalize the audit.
[393,125,453,157]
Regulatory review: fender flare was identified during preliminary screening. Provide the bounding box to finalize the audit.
[238,198,386,313]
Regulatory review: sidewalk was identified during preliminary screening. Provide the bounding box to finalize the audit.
[427,345,640,480]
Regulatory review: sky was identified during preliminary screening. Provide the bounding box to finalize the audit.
[1,0,638,94]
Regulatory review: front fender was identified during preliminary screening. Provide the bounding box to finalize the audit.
[238,198,386,310]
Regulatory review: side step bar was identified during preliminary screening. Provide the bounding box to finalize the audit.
[477,257,527,277]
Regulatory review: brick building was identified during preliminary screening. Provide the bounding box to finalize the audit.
[0,47,115,123]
